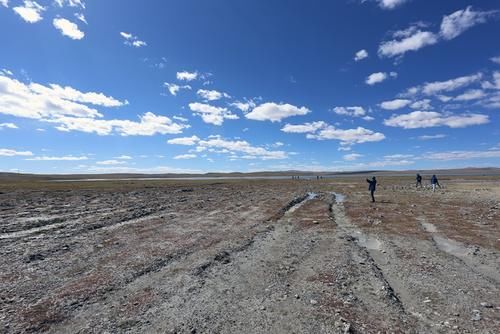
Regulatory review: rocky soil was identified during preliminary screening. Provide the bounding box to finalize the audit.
[0,177,499,333]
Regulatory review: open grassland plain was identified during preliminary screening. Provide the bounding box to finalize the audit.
[0,176,499,333]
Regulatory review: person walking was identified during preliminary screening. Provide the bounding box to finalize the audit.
[416,173,423,188]
[366,176,377,202]
[431,174,441,192]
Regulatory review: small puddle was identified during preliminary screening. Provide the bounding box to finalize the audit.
[355,231,383,251]
[331,192,345,204]
[433,235,471,258]
[287,192,317,213]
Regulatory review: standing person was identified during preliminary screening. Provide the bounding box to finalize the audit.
[366,176,377,202]
[431,174,441,192]
[416,173,423,188]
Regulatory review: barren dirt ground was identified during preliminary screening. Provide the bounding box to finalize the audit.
[0,177,499,333]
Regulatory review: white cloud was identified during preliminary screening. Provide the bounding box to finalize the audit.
[378,26,438,58]
[0,74,126,120]
[195,136,287,160]
[96,159,126,165]
[115,155,132,160]
[384,111,489,129]
[280,121,327,133]
[344,153,363,161]
[54,112,188,136]
[427,150,500,161]
[167,135,200,146]
[53,18,84,40]
[188,102,238,126]
[245,102,310,122]
[54,0,85,9]
[380,99,411,110]
[0,148,33,156]
[231,100,257,112]
[332,106,366,117]
[120,32,147,48]
[418,134,446,140]
[1,0,8,7]
[164,83,191,96]
[377,0,407,10]
[197,89,230,101]
[454,89,485,101]
[74,13,87,24]
[440,6,497,40]
[174,154,197,160]
[173,115,188,122]
[491,56,500,65]
[26,155,88,161]
[0,123,18,129]
[366,72,388,85]
[354,49,368,61]
[410,99,432,110]
[422,73,483,95]
[177,71,198,81]
[481,71,500,90]
[307,125,385,145]
[13,1,45,23]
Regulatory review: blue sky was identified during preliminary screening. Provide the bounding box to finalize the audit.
[1,0,499,174]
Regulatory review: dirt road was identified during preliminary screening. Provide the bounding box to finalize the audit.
[0,178,499,333]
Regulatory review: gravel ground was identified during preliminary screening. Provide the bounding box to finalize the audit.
[0,177,499,333]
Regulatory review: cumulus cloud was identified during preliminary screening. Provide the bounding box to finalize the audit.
[174,154,197,160]
[26,155,88,161]
[1,0,9,7]
[418,134,446,140]
[120,32,147,47]
[164,83,191,96]
[74,13,87,24]
[0,148,33,156]
[380,99,411,110]
[354,49,368,61]
[53,18,84,40]
[481,71,500,90]
[54,0,85,9]
[427,150,500,161]
[167,135,200,146]
[245,102,310,122]
[0,74,126,120]
[384,111,489,129]
[332,106,367,117]
[197,89,230,101]
[115,155,132,160]
[440,6,498,40]
[13,1,45,23]
[366,72,389,85]
[281,121,327,133]
[176,71,198,81]
[194,136,287,160]
[307,126,386,145]
[96,159,126,165]
[231,99,258,112]
[376,0,408,10]
[491,56,500,65]
[343,153,363,161]
[53,112,188,136]
[422,73,483,95]
[378,25,438,58]
[454,89,485,101]
[0,123,18,129]
[410,99,432,110]
[188,102,238,126]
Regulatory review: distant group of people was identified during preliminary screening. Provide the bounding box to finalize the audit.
[366,173,442,203]
[416,173,441,191]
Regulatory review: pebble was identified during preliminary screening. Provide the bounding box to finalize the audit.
[260,305,266,310]
[310,299,318,305]
[480,302,493,308]
[294,294,300,299]
[423,299,432,303]
[471,310,481,321]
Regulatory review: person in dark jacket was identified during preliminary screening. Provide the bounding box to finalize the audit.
[431,174,441,192]
[366,177,377,202]
[416,173,422,188]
